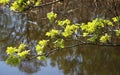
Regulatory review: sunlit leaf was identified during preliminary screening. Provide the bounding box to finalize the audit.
[62,25,79,37]
[83,33,89,37]
[17,50,30,58]
[58,19,71,26]
[35,0,42,6]
[18,43,26,52]
[47,12,57,22]
[37,56,46,61]
[6,47,17,55]
[54,39,64,48]
[36,40,49,55]
[46,29,59,38]
[100,33,111,43]
[112,16,120,22]
[115,29,120,37]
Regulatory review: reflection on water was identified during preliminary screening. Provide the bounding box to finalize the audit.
[49,45,120,75]
[0,0,120,75]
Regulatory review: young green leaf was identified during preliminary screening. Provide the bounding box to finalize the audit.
[46,29,59,38]
[112,16,120,22]
[58,19,71,26]
[37,56,46,61]
[47,12,57,22]
[6,47,17,55]
[115,29,120,37]
[100,33,111,43]
[54,39,64,48]
[17,50,30,58]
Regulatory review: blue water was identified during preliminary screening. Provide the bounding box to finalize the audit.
[0,59,63,75]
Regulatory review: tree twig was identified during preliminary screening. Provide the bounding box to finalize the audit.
[31,0,60,9]
[29,42,120,60]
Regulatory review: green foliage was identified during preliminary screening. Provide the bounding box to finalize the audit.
[112,16,120,22]
[6,47,17,56]
[80,18,113,42]
[10,0,29,11]
[0,0,9,4]
[6,44,29,58]
[115,29,120,37]
[62,24,79,37]
[36,45,43,53]
[3,10,120,65]
[37,56,46,61]
[6,43,29,65]
[9,0,42,12]
[18,43,26,52]
[100,33,111,43]
[47,12,57,22]
[46,29,59,38]
[39,40,49,46]
[6,56,20,66]
[0,0,42,12]
[54,39,64,48]
[103,19,113,26]
[35,0,42,6]
[17,50,29,58]
[36,40,49,55]
[81,18,105,33]
[35,40,49,60]
[81,18,113,33]
[83,33,89,37]
[58,19,71,26]
[87,35,98,42]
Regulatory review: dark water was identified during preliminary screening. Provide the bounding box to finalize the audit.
[0,0,120,75]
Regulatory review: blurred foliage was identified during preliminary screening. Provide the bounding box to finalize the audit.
[0,0,9,4]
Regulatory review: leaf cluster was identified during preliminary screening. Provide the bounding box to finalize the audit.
[6,44,29,66]
[0,0,42,12]
[80,18,114,42]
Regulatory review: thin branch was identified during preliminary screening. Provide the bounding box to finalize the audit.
[29,42,120,60]
[30,0,60,9]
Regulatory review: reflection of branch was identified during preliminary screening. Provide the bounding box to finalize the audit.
[29,41,120,60]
